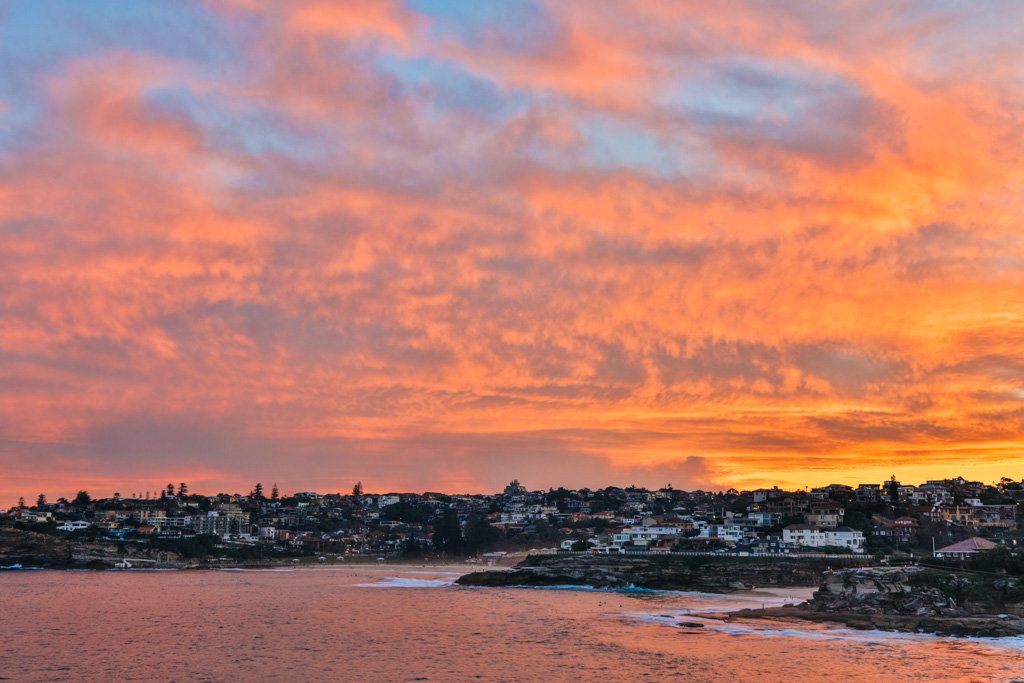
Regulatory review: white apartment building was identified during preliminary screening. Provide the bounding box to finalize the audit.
[783,524,865,553]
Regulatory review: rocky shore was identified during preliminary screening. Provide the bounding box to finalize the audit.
[730,566,1024,637]
[458,554,1024,638]
[0,527,186,569]
[456,554,829,592]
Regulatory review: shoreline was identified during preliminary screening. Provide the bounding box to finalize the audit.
[0,560,482,573]
[724,605,1024,638]
[728,585,817,604]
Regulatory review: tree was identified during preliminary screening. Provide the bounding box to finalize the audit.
[401,535,423,558]
[432,511,463,554]
[36,493,46,507]
[166,483,175,498]
[970,546,1024,575]
[18,497,25,508]
[252,483,264,500]
[886,475,899,504]
[381,501,430,524]
[178,482,188,496]
[352,481,363,498]
[463,514,500,554]
[271,483,279,500]
[73,491,92,508]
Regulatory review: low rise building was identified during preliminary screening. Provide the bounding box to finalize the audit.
[805,502,844,529]
[610,525,680,550]
[934,537,998,560]
[697,523,745,544]
[783,524,865,553]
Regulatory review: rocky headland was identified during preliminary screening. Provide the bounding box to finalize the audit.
[456,553,830,592]
[730,565,1024,637]
[0,527,185,569]
[458,554,1024,637]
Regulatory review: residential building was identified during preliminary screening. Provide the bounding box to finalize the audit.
[783,524,865,554]
[697,523,745,544]
[934,537,998,560]
[805,502,844,529]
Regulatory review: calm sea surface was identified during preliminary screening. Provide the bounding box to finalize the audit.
[3,566,1024,682]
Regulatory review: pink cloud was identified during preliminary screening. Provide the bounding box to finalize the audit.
[2,2,1024,504]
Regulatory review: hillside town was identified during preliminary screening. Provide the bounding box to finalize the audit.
[3,476,1023,563]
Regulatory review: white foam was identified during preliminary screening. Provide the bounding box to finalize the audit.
[216,568,296,573]
[354,577,456,588]
[124,568,180,571]
[619,608,1024,653]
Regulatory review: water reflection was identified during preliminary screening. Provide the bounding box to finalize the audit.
[1,567,1022,682]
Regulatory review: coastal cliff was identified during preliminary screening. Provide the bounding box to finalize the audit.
[456,554,828,592]
[0,527,184,569]
[732,566,1024,637]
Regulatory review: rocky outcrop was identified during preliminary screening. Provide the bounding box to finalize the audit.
[456,554,825,592]
[731,566,1024,637]
[0,527,183,569]
[814,566,944,614]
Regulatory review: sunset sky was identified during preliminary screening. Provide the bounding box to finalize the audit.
[2,1,1023,504]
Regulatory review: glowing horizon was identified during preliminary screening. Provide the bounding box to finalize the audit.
[2,1,1023,506]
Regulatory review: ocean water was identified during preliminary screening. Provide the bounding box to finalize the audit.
[2,566,1023,682]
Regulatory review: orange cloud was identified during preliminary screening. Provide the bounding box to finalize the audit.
[2,2,1024,505]
[286,1,420,47]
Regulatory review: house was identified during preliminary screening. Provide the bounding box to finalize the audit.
[697,523,744,544]
[805,501,844,529]
[933,504,1018,531]
[972,504,1018,531]
[751,487,785,503]
[738,536,790,554]
[810,484,853,502]
[783,524,865,553]
[782,524,829,548]
[610,525,680,550]
[829,526,866,553]
[138,509,167,523]
[934,537,998,560]
[766,497,806,517]
[57,520,91,532]
[872,516,919,544]
[17,510,53,523]
[918,483,953,504]
[744,511,782,527]
[855,483,881,503]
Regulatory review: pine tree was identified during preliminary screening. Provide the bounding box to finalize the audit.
[401,536,422,557]
[432,511,463,554]
[463,514,499,554]
[36,493,46,507]
[178,482,188,496]
[271,483,279,500]
[352,481,363,497]
[887,475,900,504]
[253,483,264,500]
